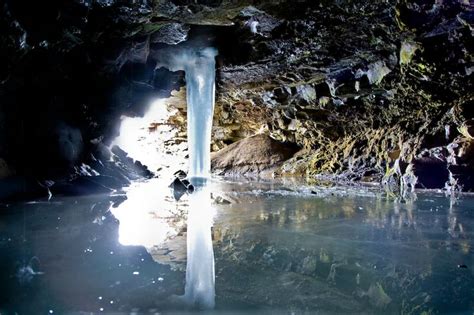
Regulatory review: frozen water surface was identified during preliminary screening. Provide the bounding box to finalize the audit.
[0,179,473,314]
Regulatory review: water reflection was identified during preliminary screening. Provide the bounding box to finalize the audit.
[111,178,182,248]
[111,176,216,309]
[1,179,474,313]
[183,178,215,309]
[209,182,474,313]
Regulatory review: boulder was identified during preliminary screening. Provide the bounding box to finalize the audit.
[150,23,190,45]
[211,134,299,177]
[169,175,194,201]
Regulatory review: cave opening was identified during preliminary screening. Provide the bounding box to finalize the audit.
[109,24,245,177]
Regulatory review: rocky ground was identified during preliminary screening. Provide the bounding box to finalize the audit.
[0,0,473,199]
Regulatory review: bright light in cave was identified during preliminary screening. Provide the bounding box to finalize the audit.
[111,98,187,177]
[110,97,190,247]
[110,177,181,248]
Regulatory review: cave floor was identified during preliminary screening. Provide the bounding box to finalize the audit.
[0,178,473,314]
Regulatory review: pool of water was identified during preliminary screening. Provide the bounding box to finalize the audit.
[0,178,473,314]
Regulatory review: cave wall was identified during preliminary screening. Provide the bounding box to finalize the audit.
[0,0,183,179]
[212,0,473,190]
[0,0,473,193]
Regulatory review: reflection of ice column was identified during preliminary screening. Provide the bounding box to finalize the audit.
[184,182,215,309]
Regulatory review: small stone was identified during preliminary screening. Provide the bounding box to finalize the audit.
[295,84,316,105]
[214,196,231,205]
[400,40,420,65]
[173,170,187,179]
[273,86,292,101]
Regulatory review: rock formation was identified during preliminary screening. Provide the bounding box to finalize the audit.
[0,0,472,198]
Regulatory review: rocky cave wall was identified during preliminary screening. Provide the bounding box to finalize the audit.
[0,0,473,198]
[213,0,474,191]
